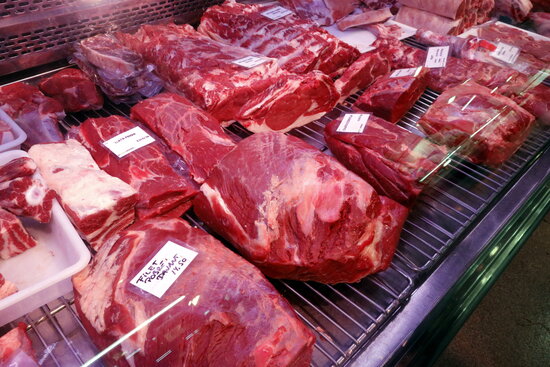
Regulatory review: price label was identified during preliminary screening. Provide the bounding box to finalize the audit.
[390,67,421,78]
[130,241,198,298]
[425,46,449,68]
[233,56,268,68]
[261,6,293,20]
[103,127,155,158]
[337,114,370,133]
[490,42,520,64]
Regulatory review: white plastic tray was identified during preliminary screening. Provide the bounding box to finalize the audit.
[0,109,27,153]
[0,150,91,326]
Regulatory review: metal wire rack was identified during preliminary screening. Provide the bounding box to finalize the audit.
[2,75,548,366]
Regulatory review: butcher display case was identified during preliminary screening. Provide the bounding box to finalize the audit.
[0,1,549,366]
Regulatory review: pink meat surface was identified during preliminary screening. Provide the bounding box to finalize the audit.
[0,82,64,146]
[531,12,550,37]
[29,139,137,250]
[38,68,103,112]
[0,274,18,299]
[72,115,198,220]
[0,208,38,260]
[324,115,447,206]
[395,6,462,35]
[355,67,428,123]
[278,0,357,25]
[0,175,55,223]
[400,0,468,19]
[199,1,360,76]
[0,157,36,183]
[337,8,393,31]
[418,81,535,166]
[73,217,315,367]
[494,0,533,23]
[0,117,14,145]
[194,132,408,284]
[119,23,339,133]
[0,323,39,366]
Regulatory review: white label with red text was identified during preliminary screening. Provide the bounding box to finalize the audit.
[233,56,268,68]
[130,241,198,298]
[490,42,520,64]
[425,46,449,68]
[337,114,370,133]
[261,6,293,20]
[103,127,155,158]
[390,67,421,78]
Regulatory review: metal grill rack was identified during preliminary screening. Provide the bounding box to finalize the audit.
[2,67,548,366]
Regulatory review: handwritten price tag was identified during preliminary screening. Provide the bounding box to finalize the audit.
[130,241,198,298]
[262,6,293,20]
[391,67,422,78]
[103,127,155,158]
[233,56,268,68]
[337,114,370,133]
[491,42,520,64]
[425,46,449,68]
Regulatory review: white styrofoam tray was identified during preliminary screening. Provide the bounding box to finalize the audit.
[0,150,91,326]
[0,109,27,153]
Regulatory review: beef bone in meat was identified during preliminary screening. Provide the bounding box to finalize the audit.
[278,0,357,26]
[0,157,36,183]
[73,217,315,367]
[193,132,408,284]
[71,115,199,220]
[38,68,103,112]
[336,8,393,31]
[0,175,55,223]
[0,208,38,260]
[29,139,138,250]
[325,115,447,206]
[0,323,39,366]
[418,80,535,166]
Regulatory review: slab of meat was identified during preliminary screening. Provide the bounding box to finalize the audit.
[493,0,533,22]
[361,0,397,11]
[38,68,103,112]
[334,48,392,100]
[28,139,137,250]
[194,132,408,284]
[0,324,39,366]
[355,67,428,123]
[71,115,198,220]
[325,115,447,205]
[418,81,535,166]
[0,175,55,223]
[0,157,36,183]
[278,0,357,25]
[400,0,468,19]
[71,34,164,103]
[531,12,550,37]
[130,93,236,184]
[532,0,550,11]
[0,117,15,145]
[119,24,339,133]
[73,217,315,367]
[336,8,393,31]
[0,274,18,300]
[199,1,360,76]
[0,82,64,147]
[0,208,38,260]
[395,6,462,35]
[478,22,550,63]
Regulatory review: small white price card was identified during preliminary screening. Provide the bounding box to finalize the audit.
[490,42,520,64]
[390,67,421,78]
[425,46,450,68]
[337,114,370,133]
[130,241,198,298]
[261,6,293,20]
[233,55,268,68]
[103,127,155,158]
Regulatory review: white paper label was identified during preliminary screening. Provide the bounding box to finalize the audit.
[425,46,449,68]
[130,241,198,298]
[337,114,370,133]
[233,56,268,68]
[490,42,520,64]
[261,6,293,20]
[390,67,421,78]
[103,127,155,158]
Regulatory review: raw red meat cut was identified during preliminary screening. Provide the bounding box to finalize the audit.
[119,23,339,133]
[0,117,14,145]
[38,68,103,112]
[355,67,428,123]
[0,82,64,147]
[71,115,199,220]
[361,0,397,11]
[532,0,550,11]
[278,0,357,25]
[199,1,360,76]
[29,139,137,250]
[396,6,462,35]
[72,34,164,103]
[130,93,236,184]
[400,0,468,19]
[0,274,18,299]
[0,157,36,183]
[194,132,408,284]
[0,208,38,260]
[73,217,315,367]
[362,23,403,38]
[494,0,533,22]
[334,48,392,100]
[336,8,393,31]
[0,323,39,366]
[0,175,55,223]
[325,115,447,205]
[531,12,550,36]
[418,81,535,166]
